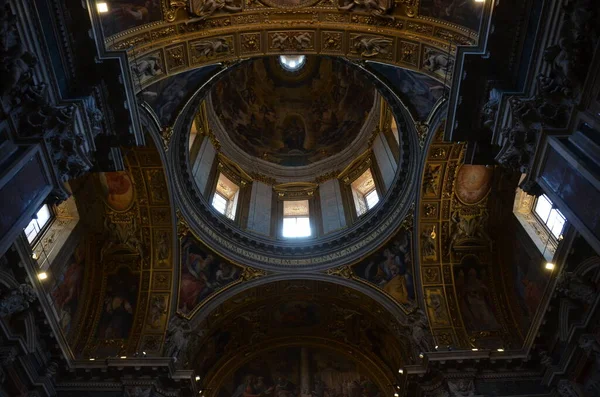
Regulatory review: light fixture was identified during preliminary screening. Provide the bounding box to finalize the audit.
[395,386,400,390]
[89,358,95,361]
[398,368,404,374]
[474,0,484,2]
[120,356,127,359]
[32,252,38,260]
[96,2,109,13]
[435,345,439,350]
[545,262,555,270]
[142,351,147,356]
[394,393,399,397]
[419,352,424,359]
[195,376,201,381]
[497,348,504,352]
[38,272,48,280]
[471,348,479,351]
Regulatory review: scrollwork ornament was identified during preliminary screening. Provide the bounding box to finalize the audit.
[325,265,353,279]
[176,210,191,238]
[164,0,187,22]
[161,126,174,151]
[241,266,267,281]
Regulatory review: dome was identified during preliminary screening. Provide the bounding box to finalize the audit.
[210,57,376,168]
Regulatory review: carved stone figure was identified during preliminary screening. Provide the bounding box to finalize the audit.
[193,38,230,58]
[557,379,585,397]
[423,50,454,76]
[556,272,597,305]
[448,211,491,254]
[164,315,193,362]
[421,226,437,258]
[481,89,500,130]
[338,0,394,20]
[494,122,537,173]
[292,32,311,50]
[0,284,37,317]
[447,379,478,397]
[190,0,241,20]
[353,36,393,58]
[271,33,289,50]
[406,308,431,352]
[131,55,162,81]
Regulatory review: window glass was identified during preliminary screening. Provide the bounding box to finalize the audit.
[365,189,379,209]
[212,193,228,215]
[282,217,311,238]
[547,208,566,238]
[534,194,566,238]
[351,169,378,216]
[534,194,552,223]
[283,200,311,237]
[24,204,52,243]
[213,173,240,220]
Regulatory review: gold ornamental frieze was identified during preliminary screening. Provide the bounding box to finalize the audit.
[108,4,476,92]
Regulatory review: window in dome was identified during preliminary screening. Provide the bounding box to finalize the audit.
[282,200,311,238]
[279,55,306,72]
[24,204,53,244]
[351,168,379,216]
[212,173,240,220]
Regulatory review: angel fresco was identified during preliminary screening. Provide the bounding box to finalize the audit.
[178,235,241,314]
[354,229,415,305]
[99,0,162,37]
[50,246,85,333]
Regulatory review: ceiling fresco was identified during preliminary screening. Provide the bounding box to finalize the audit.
[211,57,375,166]
[215,346,383,397]
[65,138,176,358]
[367,63,444,121]
[99,0,162,37]
[419,0,484,32]
[139,65,220,127]
[352,227,415,307]
[414,126,524,350]
[178,231,243,317]
[175,280,415,390]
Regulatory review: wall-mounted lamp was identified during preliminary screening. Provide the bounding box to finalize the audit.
[545,262,555,270]
[38,272,48,280]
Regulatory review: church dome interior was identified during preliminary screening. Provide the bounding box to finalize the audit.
[1,0,600,396]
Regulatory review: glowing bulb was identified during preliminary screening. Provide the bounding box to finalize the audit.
[419,352,424,359]
[474,0,484,2]
[38,272,47,280]
[394,393,399,397]
[471,348,479,351]
[120,356,127,359]
[89,358,95,361]
[97,2,109,13]
[398,369,404,374]
[32,253,38,260]
[497,348,504,352]
[195,376,201,381]
[545,262,555,270]
[435,345,439,350]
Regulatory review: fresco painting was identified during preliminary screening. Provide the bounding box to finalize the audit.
[419,0,484,31]
[96,267,139,339]
[455,165,494,205]
[49,243,86,334]
[512,240,548,331]
[212,58,375,166]
[178,233,242,314]
[99,0,162,38]
[368,63,444,120]
[218,347,381,397]
[454,259,500,332]
[140,65,220,127]
[353,229,415,306]
[99,171,134,211]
